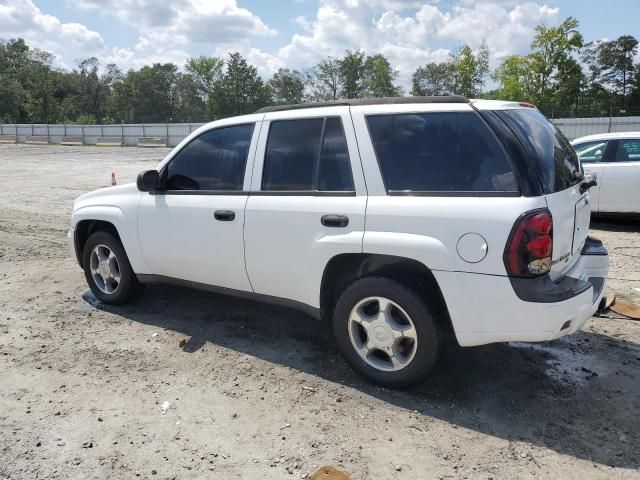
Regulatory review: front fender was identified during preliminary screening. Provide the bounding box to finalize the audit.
[71,204,150,274]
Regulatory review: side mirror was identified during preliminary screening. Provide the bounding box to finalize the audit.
[137,170,160,192]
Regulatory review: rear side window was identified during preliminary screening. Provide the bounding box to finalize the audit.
[366,112,518,193]
[166,124,253,191]
[262,117,354,191]
[613,139,640,162]
[496,109,581,193]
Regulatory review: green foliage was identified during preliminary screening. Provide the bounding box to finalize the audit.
[209,53,271,118]
[1,20,639,124]
[268,68,305,105]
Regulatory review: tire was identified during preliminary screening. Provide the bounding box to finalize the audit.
[332,276,440,388]
[82,231,142,305]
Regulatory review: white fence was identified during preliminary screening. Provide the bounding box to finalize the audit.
[0,123,205,147]
[1,116,639,147]
[551,116,640,140]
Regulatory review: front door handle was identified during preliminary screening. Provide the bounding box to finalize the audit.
[214,210,235,221]
[321,214,349,228]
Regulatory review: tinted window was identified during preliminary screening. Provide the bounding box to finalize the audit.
[574,141,608,163]
[318,118,354,191]
[613,139,640,162]
[496,109,580,193]
[367,112,517,193]
[262,118,354,191]
[166,124,253,191]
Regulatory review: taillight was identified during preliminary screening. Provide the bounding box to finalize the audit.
[504,209,553,277]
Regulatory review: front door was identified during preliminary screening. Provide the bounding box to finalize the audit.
[244,108,367,308]
[138,122,258,291]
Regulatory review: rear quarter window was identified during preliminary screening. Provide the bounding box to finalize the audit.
[366,112,518,194]
[496,109,581,194]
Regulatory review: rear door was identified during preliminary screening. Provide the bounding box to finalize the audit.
[496,108,588,278]
[243,107,367,308]
[598,139,640,213]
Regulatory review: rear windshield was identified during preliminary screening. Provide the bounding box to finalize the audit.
[366,112,518,194]
[496,109,581,194]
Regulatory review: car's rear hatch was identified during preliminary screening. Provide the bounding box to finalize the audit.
[494,107,589,279]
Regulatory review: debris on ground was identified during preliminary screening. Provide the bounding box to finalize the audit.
[609,297,640,320]
[309,466,351,480]
[161,401,172,414]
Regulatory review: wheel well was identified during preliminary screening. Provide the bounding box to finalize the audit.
[320,253,455,338]
[75,220,122,267]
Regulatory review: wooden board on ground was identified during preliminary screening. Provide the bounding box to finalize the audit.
[96,137,122,146]
[138,136,167,147]
[0,135,16,144]
[610,297,640,320]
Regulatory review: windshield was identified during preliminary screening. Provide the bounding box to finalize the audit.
[496,109,581,194]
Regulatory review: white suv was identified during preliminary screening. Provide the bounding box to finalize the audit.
[68,97,609,387]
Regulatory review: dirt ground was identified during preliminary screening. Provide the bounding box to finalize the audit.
[1,144,639,480]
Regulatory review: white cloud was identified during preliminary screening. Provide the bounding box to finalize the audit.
[0,0,104,66]
[278,0,559,86]
[2,0,562,89]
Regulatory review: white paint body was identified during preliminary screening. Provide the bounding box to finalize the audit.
[69,100,609,347]
[572,132,640,214]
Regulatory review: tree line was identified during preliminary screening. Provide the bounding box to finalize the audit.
[0,16,638,124]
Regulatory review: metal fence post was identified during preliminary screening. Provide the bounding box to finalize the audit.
[166,123,169,144]
[47,123,50,144]
[100,124,104,138]
[81,124,85,144]
[121,123,124,145]
[143,124,146,137]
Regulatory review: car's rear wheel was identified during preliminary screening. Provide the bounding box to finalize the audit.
[82,231,141,305]
[332,276,440,388]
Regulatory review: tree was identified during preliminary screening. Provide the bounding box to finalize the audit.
[210,52,270,118]
[586,35,638,109]
[528,16,583,110]
[411,62,455,96]
[268,68,305,104]
[363,54,401,97]
[185,56,224,102]
[339,50,367,98]
[306,57,341,101]
[0,38,30,122]
[493,55,534,101]
[129,63,178,122]
[452,43,490,97]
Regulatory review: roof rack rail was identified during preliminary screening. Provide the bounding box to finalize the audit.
[255,95,469,113]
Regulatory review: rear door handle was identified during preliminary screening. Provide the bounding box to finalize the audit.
[321,214,349,228]
[214,210,235,221]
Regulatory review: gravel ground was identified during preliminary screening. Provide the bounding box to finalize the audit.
[1,144,639,480]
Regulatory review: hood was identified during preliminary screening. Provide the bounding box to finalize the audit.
[73,183,141,211]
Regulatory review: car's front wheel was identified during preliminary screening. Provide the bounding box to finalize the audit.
[82,231,141,305]
[332,277,440,388]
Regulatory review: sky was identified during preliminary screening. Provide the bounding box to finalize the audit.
[1,0,639,87]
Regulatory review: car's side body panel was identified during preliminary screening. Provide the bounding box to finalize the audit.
[243,106,368,308]
[72,183,149,273]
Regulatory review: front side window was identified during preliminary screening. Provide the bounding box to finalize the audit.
[613,139,640,162]
[262,117,354,191]
[366,112,518,193]
[165,124,254,191]
[574,141,608,164]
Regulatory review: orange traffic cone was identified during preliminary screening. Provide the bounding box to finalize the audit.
[111,171,117,186]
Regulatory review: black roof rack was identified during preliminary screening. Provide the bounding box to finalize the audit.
[255,95,469,113]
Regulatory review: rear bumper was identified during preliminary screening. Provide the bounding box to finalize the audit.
[435,236,609,347]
